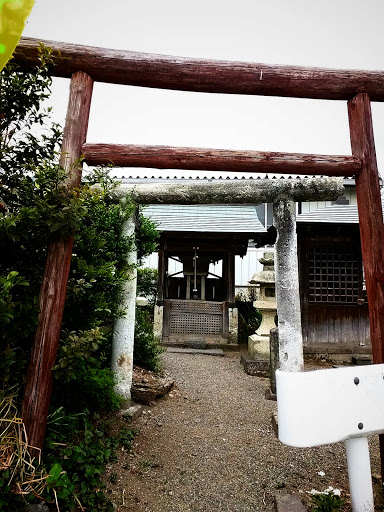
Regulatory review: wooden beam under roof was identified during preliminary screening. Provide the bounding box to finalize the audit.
[14,37,384,101]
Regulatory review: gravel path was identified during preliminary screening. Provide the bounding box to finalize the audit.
[105,351,383,511]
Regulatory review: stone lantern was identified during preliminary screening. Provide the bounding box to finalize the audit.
[247,251,277,359]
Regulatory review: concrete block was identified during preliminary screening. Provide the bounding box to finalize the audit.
[275,493,308,512]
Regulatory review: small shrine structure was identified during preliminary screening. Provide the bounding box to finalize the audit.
[142,204,266,346]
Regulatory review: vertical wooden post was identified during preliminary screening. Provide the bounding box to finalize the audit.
[22,72,94,455]
[348,93,384,364]
[201,275,206,301]
[157,245,165,304]
[227,249,235,304]
[348,92,384,481]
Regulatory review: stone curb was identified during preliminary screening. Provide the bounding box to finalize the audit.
[240,354,269,377]
[166,348,224,356]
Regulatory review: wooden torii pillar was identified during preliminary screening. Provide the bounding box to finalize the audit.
[21,72,93,455]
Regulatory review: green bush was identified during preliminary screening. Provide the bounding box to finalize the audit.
[137,267,158,305]
[52,328,121,411]
[0,469,24,511]
[63,186,134,333]
[134,307,163,371]
[235,289,262,344]
[135,210,159,264]
[43,409,137,511]
[0,272,30,390]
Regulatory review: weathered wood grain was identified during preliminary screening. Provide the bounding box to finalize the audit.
[22,72,94,454]
[348,93,384,364]
[82,143,361,176]
[14,37,384,101]
[61,72,94,188]
[22,238,74,455]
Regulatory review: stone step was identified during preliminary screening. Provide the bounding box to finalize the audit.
[166,347,224,356]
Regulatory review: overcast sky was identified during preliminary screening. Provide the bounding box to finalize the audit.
[21,0,384,179]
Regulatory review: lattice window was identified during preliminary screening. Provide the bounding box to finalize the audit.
[170,313,222,335]
[308,246,360,303]
[171,300,222,314]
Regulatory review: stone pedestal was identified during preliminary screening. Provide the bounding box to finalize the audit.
[244,334,270,376]
[254,303,276,337]
[248,333,270,359]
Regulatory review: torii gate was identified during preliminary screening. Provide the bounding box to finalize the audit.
[14,38,384,496]
[110,178,343,398]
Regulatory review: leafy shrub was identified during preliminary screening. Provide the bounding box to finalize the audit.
[135,210,159,264]
[0,345,27,392]
[52,328,121,411]
[0,272,30,390]
[63,186,134,333]
[137,267,158,305]
[134,307,163,371]
[53,328,107,382]
[235,289,262,344]
[43,409,137,511]
[0,271,29,324]
[0,469,24,511]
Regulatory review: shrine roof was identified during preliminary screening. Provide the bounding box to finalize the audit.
[142,204,266,233]
[115,172,356,185]
[296,203,384,223]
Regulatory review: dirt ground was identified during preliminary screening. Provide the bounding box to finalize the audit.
[104,350,384,511]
